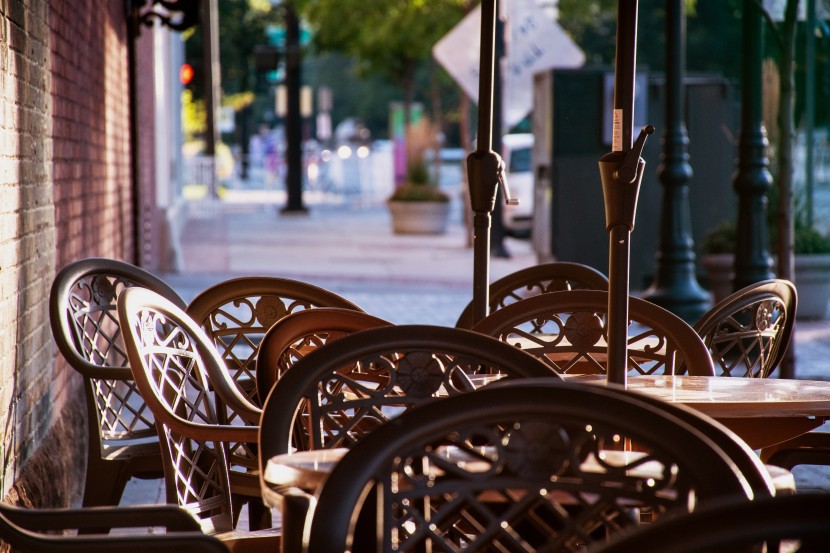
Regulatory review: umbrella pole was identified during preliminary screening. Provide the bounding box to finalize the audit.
[468,0,498,324]
[598,0,653,386]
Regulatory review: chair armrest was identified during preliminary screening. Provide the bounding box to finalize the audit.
[0,503,202,532]
[23,531,229,553]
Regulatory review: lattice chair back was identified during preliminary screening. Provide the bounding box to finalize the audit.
[455,261,609,328]
[692,279,796,377]
[49,257,187,507]
[304,381,754,552]
[187,276,363,409]
[258,324,559,506]
[185,277,363,483]
[255,307,392,405]
[119,286,257,534]
[472,290,715,376]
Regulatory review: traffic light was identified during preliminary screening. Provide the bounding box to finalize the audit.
[179,63,195,86]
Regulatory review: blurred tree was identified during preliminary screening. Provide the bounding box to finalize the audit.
[185,0,281,99]
[296,0,467,131]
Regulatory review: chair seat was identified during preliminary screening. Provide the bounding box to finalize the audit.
[101,439,163,463]
[228,470,262,499]
[215,526,282,553]
[764,464,796,495]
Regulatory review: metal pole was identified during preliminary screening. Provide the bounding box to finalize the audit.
[201,0,221,198]
[282,2,308,214]
[599,0,653,387]
[491,12,510,259]
[641,0,710,323]
[806,0,816,228]
[606,0,637,387]
[468,0,498,324]
[733,0,774,289]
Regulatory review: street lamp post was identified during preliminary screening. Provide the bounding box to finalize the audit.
[281,1,308,214]
[641,0,710,324]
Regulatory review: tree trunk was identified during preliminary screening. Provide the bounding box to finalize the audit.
[775,0,798,281]
[774,0,799,378]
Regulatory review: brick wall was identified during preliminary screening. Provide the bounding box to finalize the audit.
[0,0,140,506]
[0,0,56,500]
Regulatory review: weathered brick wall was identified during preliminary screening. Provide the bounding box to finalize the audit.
[0,0,139,508]
[0,0,57,501]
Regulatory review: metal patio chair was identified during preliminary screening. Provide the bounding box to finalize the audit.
[692,278,797,378]
[255,307,392,404]
[303,381,754,552]
[49,257,187,507]
[0,501,227,553]
[258,325,558,552]
[472,289,715,376]
[589,493,830,553]
[118,287,279,551]
[455,261,609,328]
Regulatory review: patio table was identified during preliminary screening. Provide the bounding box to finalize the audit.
[568,374,830,450]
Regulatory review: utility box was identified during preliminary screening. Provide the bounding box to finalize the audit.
[532,68,737,290]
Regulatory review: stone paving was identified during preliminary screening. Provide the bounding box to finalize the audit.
[119,191,830,512]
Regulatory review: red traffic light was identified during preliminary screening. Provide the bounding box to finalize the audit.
[180,63,195,85]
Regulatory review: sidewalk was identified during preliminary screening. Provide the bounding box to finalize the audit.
[119,192,830,510]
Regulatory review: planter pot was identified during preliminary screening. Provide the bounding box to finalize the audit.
[387,200,450,235]
[793,253,830,320]
[700,253,830,320]
[700,254,733,305]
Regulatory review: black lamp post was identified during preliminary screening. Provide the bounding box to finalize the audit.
[281,1,308,214]
[733,0,774,289]
[641,0,710,324]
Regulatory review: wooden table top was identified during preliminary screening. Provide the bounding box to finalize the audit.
[566,375,830,418]
[565,374,830,449]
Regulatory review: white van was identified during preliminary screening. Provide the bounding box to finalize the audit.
[501,133,534,237]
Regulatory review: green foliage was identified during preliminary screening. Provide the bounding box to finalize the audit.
[794,226,830,254]
[700,221,737,255]
[297,0,467,85]
[701,220,830,255]
[388,118,448,203]
[389,181,450,203]
[184,0,281,99]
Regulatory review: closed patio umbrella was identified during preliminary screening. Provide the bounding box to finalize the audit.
[598,0,654,386]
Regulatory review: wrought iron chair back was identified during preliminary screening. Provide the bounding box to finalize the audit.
[118,287,278,549]
[691,279,796,377]
[49,257,187,507]
[255,307,392,404]
[257,324,559,505]
[186,276,363,411]
[185,277,363,515]
[472,290,715,376]
[455,261,609,328]
[304,381,753,553]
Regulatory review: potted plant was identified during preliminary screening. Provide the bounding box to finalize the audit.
[387,119,451,235]
[699,220,830,319]
[699,221,737,305]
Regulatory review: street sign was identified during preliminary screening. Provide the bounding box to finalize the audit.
[433,0,585,128]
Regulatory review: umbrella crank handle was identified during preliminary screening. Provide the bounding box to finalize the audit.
[467,150,516,213]
[497,157,519,206]
[615,125,655,184]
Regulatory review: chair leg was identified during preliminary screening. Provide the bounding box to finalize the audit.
[247,497,272,531]
[81,463,129,507]
[761,433,830,470]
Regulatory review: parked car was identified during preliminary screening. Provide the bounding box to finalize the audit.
[501,133,534,237]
